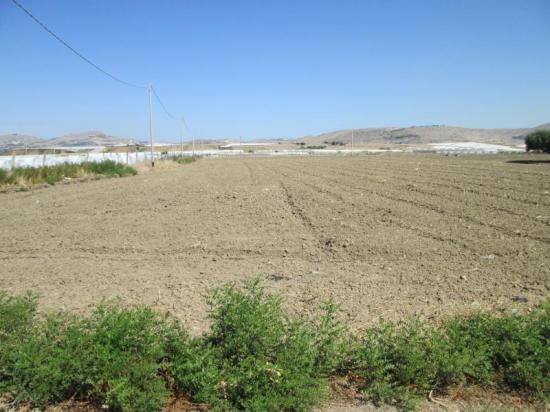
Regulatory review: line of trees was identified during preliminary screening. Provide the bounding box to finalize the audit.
[525,130,550,153]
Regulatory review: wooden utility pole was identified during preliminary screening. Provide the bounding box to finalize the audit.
[147,83,155,167]
[180,121,184,154]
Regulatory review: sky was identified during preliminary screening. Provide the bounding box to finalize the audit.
[1,0,549,142]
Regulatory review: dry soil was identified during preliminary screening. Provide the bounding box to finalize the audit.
[0,154,549,334]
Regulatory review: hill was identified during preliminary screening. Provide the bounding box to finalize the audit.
[299,124,547,145]
[4,124,550,150]
[0,133,42,148]
[45,131,136,147]
[1,131,138,150]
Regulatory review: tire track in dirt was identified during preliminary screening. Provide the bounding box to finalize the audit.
[341,172,550,246]
[241,159,260,186]
[253,161,342,253]
[252,160,346,257]
[324,160,550,232]
[260,159,478,253]
[277,161,550,249]
[336,166,549,225]
[344,155,550,192]
[423,160,550,179]
[318,164,550,239]
[378,155,550,179]
[308,158,550,229]
[280,182,316,231]
[323,160,550,208]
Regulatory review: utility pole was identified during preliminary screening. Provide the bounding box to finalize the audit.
[351,129,354,156]
[180,120,184,154]
[147,82,155,167]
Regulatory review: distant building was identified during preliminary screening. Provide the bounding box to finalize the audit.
[218,142,274,150]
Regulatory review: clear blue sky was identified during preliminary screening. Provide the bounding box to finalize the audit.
[1,0,549,141]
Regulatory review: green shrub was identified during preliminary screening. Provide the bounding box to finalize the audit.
[446,304,550,397]
[81,160,137,177]
[0,300,189,411]
[0,161,136,189]
[350,302,550,409]
[173,155,196,165]
[0,281,346,411]
[0,285,548,411]
[350,319,445,409]
[0,168,12,184]
[0,291,36,336]
[10,163,84,185]
[525,130,550,153]
[172,279,345,411]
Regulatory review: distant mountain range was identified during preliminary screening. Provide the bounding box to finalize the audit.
[0,131,137,150]
[299,123,550,145]
[1,124,549,150]
[0,133,43,147]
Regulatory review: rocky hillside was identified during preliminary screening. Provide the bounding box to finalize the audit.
[300,124,550,145]
[0,133,42,148]
[45,131,136,147]
[0,131,137,150]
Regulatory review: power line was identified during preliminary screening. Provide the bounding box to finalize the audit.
[10,0,191,161]
[151,86,180,122]
[152,85,191,131]
[9,0,146,89]
[152,86,195,154]
[181,115,189,132]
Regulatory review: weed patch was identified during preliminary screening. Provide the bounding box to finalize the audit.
[80,160,137,177]
[0,160,136,190]
[172,155,197,165]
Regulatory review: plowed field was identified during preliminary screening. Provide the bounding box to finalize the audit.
[1,154,549,333]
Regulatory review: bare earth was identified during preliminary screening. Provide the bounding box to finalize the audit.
[0,154,549,336]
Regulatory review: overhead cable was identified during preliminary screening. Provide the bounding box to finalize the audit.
[152,86,188,129]
[151,86,178,120]
[10,0,146,89]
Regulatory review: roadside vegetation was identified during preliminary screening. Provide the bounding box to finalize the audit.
[0,281,548,411]
[526,129,550,153]
[324,140,346,146]
[172,155,197,165]
[0,160,136,189]
[294,142,327,150]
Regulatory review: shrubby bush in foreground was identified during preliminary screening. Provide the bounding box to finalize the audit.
[349,303,550,409]
[171,280,347,411]
[0,292,182,410]
[0,283,548,411]
[0,281,346,411]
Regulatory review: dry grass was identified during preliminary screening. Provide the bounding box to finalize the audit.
[0,161,136,190]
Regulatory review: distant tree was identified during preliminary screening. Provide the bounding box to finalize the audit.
[525,130,550,153]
